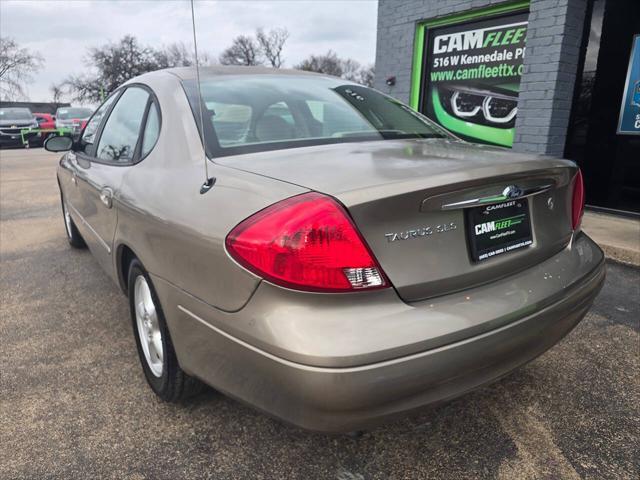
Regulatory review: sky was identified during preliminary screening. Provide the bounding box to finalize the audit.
[1,0,378,103]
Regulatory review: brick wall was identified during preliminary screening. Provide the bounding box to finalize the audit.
[374,0,588,157]
[512,0,587,155]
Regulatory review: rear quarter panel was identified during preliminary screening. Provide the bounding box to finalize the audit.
[113,73,306,312]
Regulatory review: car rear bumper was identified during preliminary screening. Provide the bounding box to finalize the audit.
[153,233,605,432]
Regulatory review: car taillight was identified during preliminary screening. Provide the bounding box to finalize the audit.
[571,169,585,230]
[225,192,388,292]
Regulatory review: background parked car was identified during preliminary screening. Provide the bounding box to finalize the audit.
[0,107,41,148]
[34,112,56,131]
[55,107,93,135]
[34,112,57,144]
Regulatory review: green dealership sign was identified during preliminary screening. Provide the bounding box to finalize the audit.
[411,2,529,147]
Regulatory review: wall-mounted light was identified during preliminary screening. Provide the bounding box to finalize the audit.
[385,76,396,87]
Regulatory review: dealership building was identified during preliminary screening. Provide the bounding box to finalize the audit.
[374,0,640,215]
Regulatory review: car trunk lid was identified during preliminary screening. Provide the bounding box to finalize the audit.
[217,139,578,301]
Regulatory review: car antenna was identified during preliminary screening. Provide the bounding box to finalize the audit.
[190,0,215,194]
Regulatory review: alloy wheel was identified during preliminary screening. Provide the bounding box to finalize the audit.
[134,275,164,377]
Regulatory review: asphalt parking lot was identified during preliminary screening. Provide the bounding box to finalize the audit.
[1,148,638,480]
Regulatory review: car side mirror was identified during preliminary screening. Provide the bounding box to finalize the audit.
[44,135,73,152]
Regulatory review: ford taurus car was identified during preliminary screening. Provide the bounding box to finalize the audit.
[45,66,605,433]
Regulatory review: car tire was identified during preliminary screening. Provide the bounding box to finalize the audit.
[61,194,86,249]
[127,258,203,402]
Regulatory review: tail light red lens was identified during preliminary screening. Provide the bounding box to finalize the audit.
[225,192,388,292]
[571,169,585,230]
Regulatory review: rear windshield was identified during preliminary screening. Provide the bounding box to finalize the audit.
[182,75,450,157]
[56,108,93,119]
[0,108,33,121]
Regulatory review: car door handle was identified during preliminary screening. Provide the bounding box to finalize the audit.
[99,188,113,209]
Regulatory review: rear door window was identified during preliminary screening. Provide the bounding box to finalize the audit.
[95,87,150,163]
[141,102,160,157]
[81,93,120,154]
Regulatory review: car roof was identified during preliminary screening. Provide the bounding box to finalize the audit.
[159,66,325,81]
[0,107,32,113]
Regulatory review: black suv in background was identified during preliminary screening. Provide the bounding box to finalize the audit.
[0,108,41,148]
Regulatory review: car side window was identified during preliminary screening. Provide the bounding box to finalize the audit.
[141,102,160,157]
[95,87,150,163]
[81,93,119,155]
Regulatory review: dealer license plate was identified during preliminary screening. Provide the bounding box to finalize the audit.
[466,199,533,262]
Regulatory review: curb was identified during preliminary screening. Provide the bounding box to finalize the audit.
[582,211,639,268]
[600,244,640,267]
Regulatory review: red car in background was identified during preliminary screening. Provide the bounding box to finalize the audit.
[34,113,56,131]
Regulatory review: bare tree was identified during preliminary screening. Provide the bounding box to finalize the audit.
[160,42,194,67]
[356,64,375,87]
[295,50,343,77]
[295,51,374,87]
[65,35,170,103]
[340,58,362,82]
[350,64,375,87]
[0,36,44,100]
[219,35,263,66]
[256,28,289,68]
[50,83,65,103]
[157,42,214,67]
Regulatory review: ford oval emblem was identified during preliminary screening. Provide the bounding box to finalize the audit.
[503,185,523,199]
